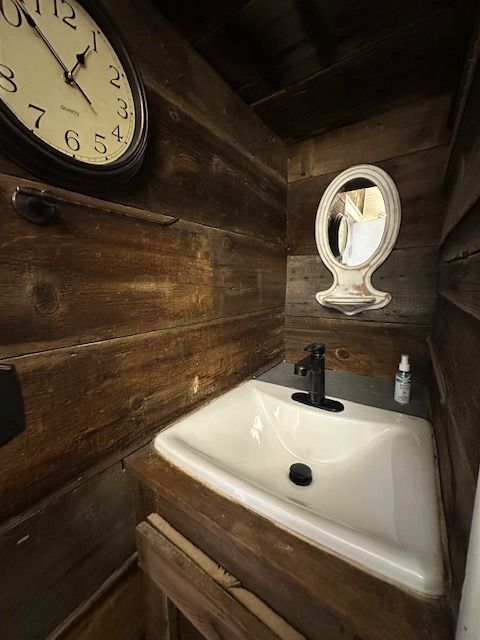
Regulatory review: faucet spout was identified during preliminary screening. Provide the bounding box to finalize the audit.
[292,343,344,413]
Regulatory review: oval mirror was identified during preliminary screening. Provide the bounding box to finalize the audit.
[315,165,401,316]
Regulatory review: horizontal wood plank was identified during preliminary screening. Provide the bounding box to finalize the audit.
[0,464,136,640]
[286,249,437,325]
[288,94,452,182]
[94,0,287,179]
[443,49,480,240]
[0,175,285,358]
[0,82,287,241]
[112,84,286,241]
[253,6,468,142]
[441,197,480,262]
[288,146,448,255]
[430,296,480,480]
[439,253,480,320]
[53,563,144,640]
[0,310,283,521]
[288,190,445,255]
[430,383,476,615]
[285,315,430,382]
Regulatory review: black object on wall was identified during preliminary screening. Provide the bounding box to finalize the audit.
[0,364,25,445]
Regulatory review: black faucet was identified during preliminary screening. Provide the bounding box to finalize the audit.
[292,343,344,412]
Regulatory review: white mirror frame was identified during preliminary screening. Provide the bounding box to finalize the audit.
[315,164,401,316]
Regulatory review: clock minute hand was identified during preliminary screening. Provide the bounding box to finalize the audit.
[14,0,94,108]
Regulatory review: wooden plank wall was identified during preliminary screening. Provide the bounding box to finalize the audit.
[430,60,480,618]
[0,1,287,638]
[285,94,452,382]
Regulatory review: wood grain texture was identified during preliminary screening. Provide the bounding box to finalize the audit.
[288,94,452,183]
[0,310,283,522]
[107,0,286,179]
[0,175,285,359]
[176,0,455,106]
[430,383,476,615]
[286,249,437,325]
[111,85,286,242]
[0,464,136,640]
[443,51,480,240]
[252,5,470,142]
[289,190,446,256]
[0,84,287,242]
[137,519,291,640]
[53,563,144,640]
[431,296,480,479]
[285,316,429,382]
[142,575,179,640]
[129,450,452,640]
[288,146,448,255]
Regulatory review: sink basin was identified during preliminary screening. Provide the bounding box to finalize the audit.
[154,379,444,596]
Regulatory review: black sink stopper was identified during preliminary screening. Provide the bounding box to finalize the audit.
[289,463,312,486]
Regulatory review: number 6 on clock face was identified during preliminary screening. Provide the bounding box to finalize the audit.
[0,0,148,189]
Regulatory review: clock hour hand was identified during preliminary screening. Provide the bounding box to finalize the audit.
[13,0,94,108]
[66,45,90,81]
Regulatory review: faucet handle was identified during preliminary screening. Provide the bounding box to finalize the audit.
[304,343,325,356]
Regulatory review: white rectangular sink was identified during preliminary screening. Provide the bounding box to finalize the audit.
[154,379,444,596]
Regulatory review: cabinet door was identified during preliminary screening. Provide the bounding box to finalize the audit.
[136,516,300,640]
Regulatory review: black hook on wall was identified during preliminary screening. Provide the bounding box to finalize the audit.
[12,186,57,225]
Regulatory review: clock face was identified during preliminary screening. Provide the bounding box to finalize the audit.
[0,0,137,166]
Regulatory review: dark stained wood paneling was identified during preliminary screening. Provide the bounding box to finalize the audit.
[54,563,144,640]
[439,253,480,320]
[441,197,480,262]
[111,86,286,242]
[0,85,286,243]
[142,574,180,640]
[129,451,452,640]
[286,249,437,325]
[289,190,445,256]
[0,1,287,639]
[252,5,470,142]
[431,297,480,478]
[0,176,285,359]
[285,97,447,381]
[288,146,448,255]
[0,310,283,522]
[443,63,480,240]
[285,316,430,383]
[100,0,287,179]
[431,384,476,615]
[137,517,291,640]
[0,465,136,640]
[288,94,452,183]
[429,37,480,620]
[157,0,472,144]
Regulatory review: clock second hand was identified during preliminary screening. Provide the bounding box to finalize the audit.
[14,0,96,112]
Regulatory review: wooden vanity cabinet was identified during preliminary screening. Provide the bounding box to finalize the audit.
[128,448,453,640]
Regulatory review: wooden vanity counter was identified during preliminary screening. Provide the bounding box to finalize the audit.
[127,447,452,640]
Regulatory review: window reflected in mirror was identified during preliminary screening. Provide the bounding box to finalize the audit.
[327,178,386,267]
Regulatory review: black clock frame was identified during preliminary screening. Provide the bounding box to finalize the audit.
[0,0,149,191]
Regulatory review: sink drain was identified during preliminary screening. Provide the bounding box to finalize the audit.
[289,463,312,486]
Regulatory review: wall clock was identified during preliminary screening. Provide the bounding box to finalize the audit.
[0,0,148,190]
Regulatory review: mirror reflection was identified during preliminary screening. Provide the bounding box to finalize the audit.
[327,178,386,266]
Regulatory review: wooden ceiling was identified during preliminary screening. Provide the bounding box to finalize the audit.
[153,0,476,144]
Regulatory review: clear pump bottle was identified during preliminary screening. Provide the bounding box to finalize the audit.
[394,354,411,405]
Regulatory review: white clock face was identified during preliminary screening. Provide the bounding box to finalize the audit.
[0,0,136,165]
